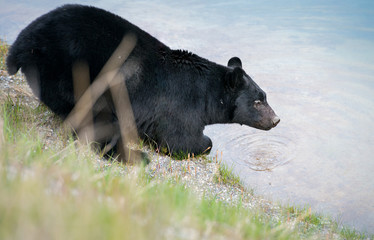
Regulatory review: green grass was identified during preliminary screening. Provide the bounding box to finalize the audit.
[340,226,371,240]
[2,96,56,140]
[0,38,9,70]
[214,162,242,187]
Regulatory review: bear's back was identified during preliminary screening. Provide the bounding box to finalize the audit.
[7,4,166,80]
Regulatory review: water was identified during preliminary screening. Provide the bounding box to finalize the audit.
[1,0,374,233]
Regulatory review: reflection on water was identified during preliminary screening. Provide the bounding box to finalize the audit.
[1,0,374,234]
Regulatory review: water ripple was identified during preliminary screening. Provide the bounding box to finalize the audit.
[227,133,296,172]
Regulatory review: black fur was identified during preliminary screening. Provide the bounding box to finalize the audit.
[6,4,279,157]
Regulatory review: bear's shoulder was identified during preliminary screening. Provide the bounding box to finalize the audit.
[160,49,211,73]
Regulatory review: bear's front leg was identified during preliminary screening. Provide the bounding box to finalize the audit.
[153,116,212,157]
[163,132,212,157]
[198,134,213,155]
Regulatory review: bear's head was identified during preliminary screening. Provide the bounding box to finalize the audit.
[225,57,280,130]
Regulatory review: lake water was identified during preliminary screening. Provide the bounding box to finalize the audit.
[1,0,373,233]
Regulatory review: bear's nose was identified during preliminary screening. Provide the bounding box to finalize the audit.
[272,116,280,127]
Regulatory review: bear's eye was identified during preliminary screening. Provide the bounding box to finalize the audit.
[254,100,261,104]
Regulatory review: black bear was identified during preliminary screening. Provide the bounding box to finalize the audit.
[6,4,280,161]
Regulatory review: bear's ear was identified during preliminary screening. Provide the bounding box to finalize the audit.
[225,67,244,91]
[227,57,242,68]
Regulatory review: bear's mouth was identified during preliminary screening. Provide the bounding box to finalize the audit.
[252,116,280,131]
